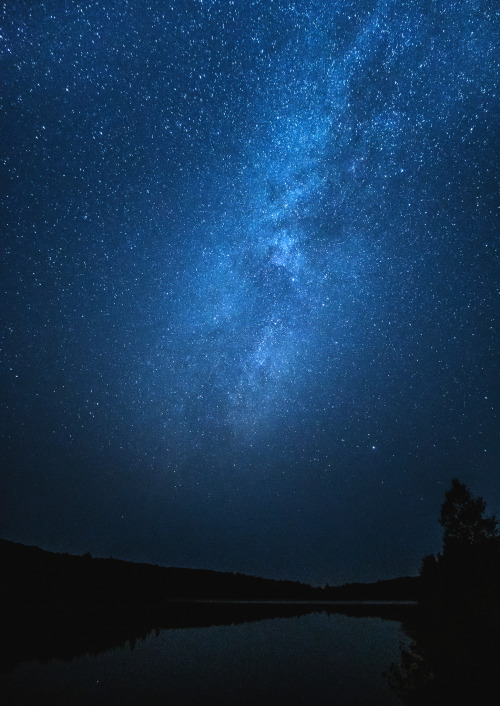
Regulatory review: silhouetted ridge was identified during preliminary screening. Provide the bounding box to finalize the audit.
[322,576,420,601]
[0,538,420,673]
[0,538,419,609]
[0,539,319,607]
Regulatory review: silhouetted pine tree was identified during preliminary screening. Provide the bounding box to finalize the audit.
[390,480,500,704]
[421,479,500,610]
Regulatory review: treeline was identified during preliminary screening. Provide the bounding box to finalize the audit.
[0,537,419,672]
[0,539,318,607]
[419,478,500,612]
[389,479,500,704]
[0,538,422,608]
[2,478,499,692]
[322,575,420,601]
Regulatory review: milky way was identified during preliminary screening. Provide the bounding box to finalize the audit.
[2,1,498,583]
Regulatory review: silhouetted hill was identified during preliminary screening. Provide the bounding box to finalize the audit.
[0,539,419,673]
[0,539,314,607]
[322,576,421,601]
[0,539,419,608]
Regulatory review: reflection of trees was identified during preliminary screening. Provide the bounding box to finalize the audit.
[388,480,500,703]
[2,602,315,673]
[388,606,500,704]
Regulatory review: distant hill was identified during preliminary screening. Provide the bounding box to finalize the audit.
[0,538,420,608]
[322,576,421,602]
[0,539,420,672]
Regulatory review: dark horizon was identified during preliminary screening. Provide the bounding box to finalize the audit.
[0,536,421,596]
[2,0,498,586]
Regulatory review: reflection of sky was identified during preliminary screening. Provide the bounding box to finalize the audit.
[2,0,498,584]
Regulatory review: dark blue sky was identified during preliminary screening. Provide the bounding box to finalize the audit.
[1,0,498,585]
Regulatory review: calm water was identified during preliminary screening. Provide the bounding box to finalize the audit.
[1,612,408,705]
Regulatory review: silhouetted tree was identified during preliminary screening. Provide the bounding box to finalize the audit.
[391,480,500,703]
[421,479,500,605]
[440,478,498,552]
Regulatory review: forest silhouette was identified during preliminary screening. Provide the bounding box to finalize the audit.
[1,478,498,693]
[389,479,500,703]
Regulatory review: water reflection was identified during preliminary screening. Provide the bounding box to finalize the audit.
[0,609,408,705]
[0,602,415,674]
[0,603,317,673]
[388,604,499,704]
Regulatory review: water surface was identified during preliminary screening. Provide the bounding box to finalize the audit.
[1,612,408,705]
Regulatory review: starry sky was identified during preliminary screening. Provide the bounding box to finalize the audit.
[1,0,498,585]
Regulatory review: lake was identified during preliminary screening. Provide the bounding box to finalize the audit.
[1,611,409,705]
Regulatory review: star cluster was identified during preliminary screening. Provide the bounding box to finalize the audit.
[1,1,498,584]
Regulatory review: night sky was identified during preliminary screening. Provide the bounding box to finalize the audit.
[2,0,498,585]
